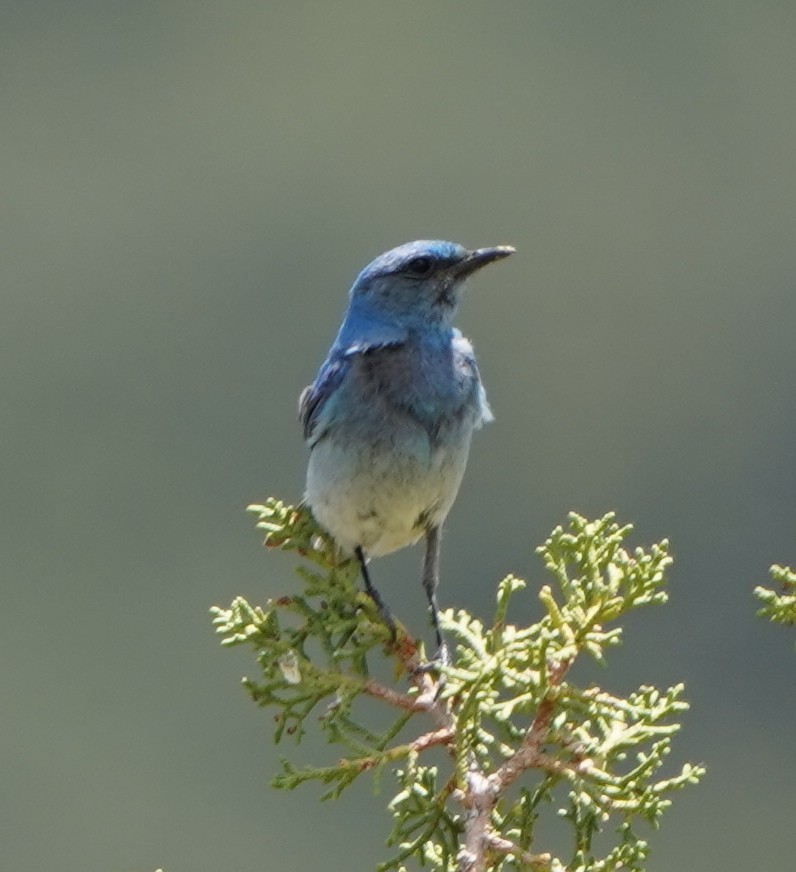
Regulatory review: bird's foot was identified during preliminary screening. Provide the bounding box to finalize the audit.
[412,644,449,701]
[413,640,450,674]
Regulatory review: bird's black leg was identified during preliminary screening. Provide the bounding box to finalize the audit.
[422,526,449,665]
[355,546,396,641]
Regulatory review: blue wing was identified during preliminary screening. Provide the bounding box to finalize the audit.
[298,354,350,444]
[300,297,409,445]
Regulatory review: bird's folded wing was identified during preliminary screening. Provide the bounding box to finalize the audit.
[299,338,406,444]
[299,356,348,443]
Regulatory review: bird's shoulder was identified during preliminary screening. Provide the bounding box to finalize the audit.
[299,352,348,443]
[299,332,407,443]
[450,328,476,369]
[450,328,493,426]
[449,329,487,393]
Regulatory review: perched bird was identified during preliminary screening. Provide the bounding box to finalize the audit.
[299,240,514,655]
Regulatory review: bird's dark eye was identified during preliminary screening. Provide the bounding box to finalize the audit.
[405,256,435,278]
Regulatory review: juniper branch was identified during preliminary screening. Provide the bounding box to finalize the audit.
[755,561,796,648]
[212,501,703,871]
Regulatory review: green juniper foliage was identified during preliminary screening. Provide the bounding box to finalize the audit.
[212,500,703,871]
[755,561,796,648]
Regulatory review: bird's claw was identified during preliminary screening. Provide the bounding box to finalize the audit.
[413,640,450,674]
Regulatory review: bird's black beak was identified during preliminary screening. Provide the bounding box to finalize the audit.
[453,245,515,279]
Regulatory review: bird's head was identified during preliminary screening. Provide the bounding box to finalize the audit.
[348,240,514,330]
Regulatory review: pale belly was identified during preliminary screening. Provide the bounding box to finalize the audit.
[305,430,473,557]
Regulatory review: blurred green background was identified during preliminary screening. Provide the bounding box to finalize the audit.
[3,2,795,870]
